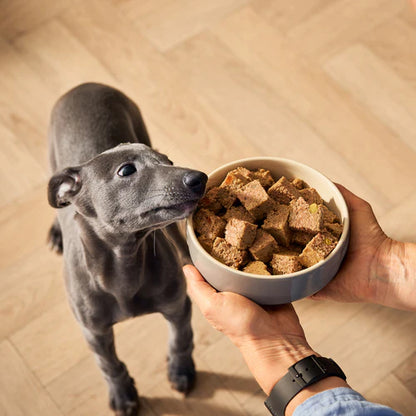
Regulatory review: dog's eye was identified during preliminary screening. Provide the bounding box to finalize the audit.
[117,164,137,177]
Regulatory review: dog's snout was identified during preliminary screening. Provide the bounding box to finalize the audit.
[183,171,207,194]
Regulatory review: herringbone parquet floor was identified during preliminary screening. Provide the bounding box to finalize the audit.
[1,1,416,415]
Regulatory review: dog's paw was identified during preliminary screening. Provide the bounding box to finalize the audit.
[109,376,140,416]
[168,360,196,394]
[47,220,63,254]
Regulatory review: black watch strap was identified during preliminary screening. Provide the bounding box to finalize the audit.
[264,355,346,416]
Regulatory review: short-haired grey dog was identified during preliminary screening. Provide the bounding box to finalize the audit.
[47,83,207,415]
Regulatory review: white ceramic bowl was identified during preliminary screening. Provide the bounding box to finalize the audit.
[186,157,350,305]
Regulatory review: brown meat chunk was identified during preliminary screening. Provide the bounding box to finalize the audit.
[225,218,257,250]
[321,204,339,224]
[262,204,292,247]
[299,232,338,267]
[193,208,226,241]
[243,261,271,275]
[252,168,275,188]
[220,167,253,190]
[288,198,324,234]
[211,237,249,269]
[325,222,343,238]
[270,253,303,275]
[236,180,275,220]
[291,230,315,246]
[198,187,223,213]
[249,229,279,263]
[299,188,323,205]
[268,176,301,204]
[222,206,256,224]
[292,178,308,190]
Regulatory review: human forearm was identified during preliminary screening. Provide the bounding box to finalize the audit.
[371,239,416,311]
[236,336,349,416]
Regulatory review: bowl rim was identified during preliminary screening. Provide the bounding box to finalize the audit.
[186,156,350,281]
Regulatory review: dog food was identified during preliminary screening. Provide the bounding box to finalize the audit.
[193,167,343,275]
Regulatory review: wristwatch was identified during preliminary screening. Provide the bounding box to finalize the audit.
[264,355,346,416]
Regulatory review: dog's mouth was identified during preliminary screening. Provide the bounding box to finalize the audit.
[143,199,199,218]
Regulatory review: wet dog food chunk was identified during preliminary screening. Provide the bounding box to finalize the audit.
[193,208,226,241]
[220,167,253,190]
[249,229,279,263]
[211,237,249,269]
[252,168,275,188]
[299,232,338,268]
[198,186,235,212]
[288,198,324,234]
[270,253,303,275]
[243,261,270,275]
[268,176,301,204]
[225,218,257,250]
[291,230,315,246]
[325,222,343,239]
[236,180,275,220]
[262,205,292,247]
[222,206,256,224]
[292,178,308,190]
[299,188,323,205]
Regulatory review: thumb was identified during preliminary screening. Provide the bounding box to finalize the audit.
[183,264,218,312]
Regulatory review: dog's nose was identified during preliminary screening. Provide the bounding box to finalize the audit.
[183,171,208,194]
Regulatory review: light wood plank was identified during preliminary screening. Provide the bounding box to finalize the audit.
[287,0,406,61]
[198,335,268,415]
[394,352,416,396]
[0,185,55,270]
[12,18,116,97]
[251,0,329,34]
[379,193,416,243]
[0,245,65,340]
[325,44,416,155]
[365,374,416,416]
[112,0,248,52]
[11,302,88,386]
[294,298,365,347]
[0,0,71,40]
[0,37,54,164]
[0,340,63,416]
[362,17,416,88]
[313,304,416,393]
[0,123,46,207]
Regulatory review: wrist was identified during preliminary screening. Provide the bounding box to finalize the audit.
[371,238,416,310]
[265,355,349,416]
[237,335,315,395]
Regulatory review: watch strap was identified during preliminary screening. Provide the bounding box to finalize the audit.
[264,355,346,416]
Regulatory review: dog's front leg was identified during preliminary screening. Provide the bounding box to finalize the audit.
[82,326,139,416]
[162,295,196,394]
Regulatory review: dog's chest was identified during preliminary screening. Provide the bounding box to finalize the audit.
[98,236,183,318]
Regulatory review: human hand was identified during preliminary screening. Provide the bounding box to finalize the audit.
[311,184,391,304]
[183,264,315,394]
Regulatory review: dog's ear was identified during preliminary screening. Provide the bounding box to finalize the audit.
[48,167,82,208]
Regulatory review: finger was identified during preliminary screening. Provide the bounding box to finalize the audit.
[183,265,218,311]
[334,183,370,212]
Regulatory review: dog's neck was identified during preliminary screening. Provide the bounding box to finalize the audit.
[74,213,152,293]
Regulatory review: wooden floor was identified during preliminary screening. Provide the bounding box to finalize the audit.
[1,0,416,415]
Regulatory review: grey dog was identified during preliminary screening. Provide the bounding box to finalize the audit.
[47,83,207,415]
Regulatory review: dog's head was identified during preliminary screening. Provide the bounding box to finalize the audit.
[48,144,207,232]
